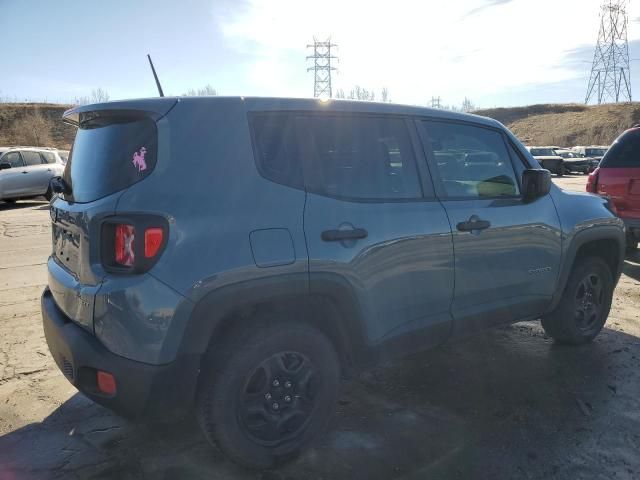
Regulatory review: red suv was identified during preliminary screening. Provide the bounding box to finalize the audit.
[587,127,640,251]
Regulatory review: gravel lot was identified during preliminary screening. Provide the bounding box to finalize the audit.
[1,175,639,480]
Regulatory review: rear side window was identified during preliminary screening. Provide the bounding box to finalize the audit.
[63,117,157,203]
[422,121,520,198]
[1,152,23,167]
[250,114,303,189]
[22,151,43,166]
[601,130,640,167]
[41,152,57,164]
[303,115,422,200]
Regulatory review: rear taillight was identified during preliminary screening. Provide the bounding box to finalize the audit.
[102,216,168,273]
[115,224,135,266]
[144,228,164,258]
[586,167,600,193]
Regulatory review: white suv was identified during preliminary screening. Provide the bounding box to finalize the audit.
[0,147,65,202]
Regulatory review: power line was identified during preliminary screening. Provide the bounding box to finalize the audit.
[306,37,338,98]
[585,0,632,104]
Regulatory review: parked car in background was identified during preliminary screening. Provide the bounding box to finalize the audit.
[573,145,608,163]
[587,129,640,252]
[526,146,564,175]
[42,97,625,468]
[0,147,65,202]
[553,149,597,174]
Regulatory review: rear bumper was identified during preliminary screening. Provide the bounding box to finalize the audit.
[41,288,200,420]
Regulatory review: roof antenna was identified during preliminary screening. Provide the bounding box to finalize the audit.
[147,54,164,97]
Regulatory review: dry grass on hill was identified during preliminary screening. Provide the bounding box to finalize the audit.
[475,102,640,147]
[0,103,74,149]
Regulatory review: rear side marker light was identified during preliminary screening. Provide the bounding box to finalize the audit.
[115,224,135,266]
[97,371,117,395]
[144,228,164,258]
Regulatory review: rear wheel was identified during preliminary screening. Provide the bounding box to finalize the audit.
[196,321,340,468]
[542,256,613,344]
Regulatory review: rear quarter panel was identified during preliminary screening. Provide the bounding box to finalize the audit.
[110,98,309,361]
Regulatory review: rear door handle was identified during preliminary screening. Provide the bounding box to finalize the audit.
[457,218,491,232]
[321,228,368,241]
[21,171,28,174]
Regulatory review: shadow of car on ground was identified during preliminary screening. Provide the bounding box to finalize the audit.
[1,322,639,480]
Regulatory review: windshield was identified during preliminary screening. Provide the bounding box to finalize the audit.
[62,117,157,203]
[530,148,556,156]
[585,148,607,156]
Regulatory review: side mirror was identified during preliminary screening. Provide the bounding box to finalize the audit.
[522,169,551,201]
[0,162,11,170]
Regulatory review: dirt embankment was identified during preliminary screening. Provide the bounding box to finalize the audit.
[475,102,640,147]
[0,103,75,150]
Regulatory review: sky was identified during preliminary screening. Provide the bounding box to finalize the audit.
[2,0,640,109]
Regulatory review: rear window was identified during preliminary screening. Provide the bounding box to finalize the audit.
[302,115,423,200]
[601,130,640,168]
[63,117,157,203]
[41,151,57,164]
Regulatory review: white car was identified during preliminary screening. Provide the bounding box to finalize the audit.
[572,145,608,162]
[0,147,65,202]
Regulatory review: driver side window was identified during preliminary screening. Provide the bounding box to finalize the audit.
[2,152,23,168]
[422,121,520,199]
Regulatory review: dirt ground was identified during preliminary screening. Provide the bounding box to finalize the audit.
[1,175,639,480]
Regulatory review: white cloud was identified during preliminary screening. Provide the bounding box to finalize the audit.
[214,0,640,107]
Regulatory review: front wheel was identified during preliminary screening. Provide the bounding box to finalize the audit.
[542,256,613,344]
[197,321,340,468]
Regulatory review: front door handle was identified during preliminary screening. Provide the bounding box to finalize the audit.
[21,171,28,174]
[321,228,368,242]
[457,216,491,232]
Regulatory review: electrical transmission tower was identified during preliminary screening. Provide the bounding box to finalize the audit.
[430,96,442,109]
[585,0,632,104]
[306,37,337,98]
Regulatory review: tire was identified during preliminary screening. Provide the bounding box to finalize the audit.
[3,198,16,204]
[196,321,341,468]
[541,256,613,344]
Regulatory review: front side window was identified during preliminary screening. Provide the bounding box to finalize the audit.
[22,151,43,166]
[422,121,520,198]
[1,152,23,168]
[303,115,422,200]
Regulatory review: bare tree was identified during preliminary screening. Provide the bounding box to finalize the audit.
[461,97,475,112]
[73,88,110,105]
[380,87,391,103]
[348,85,376,101]
[335,88,346,99]
[183,84,218,96]
[91,88,110,103]
[13,108,54,147]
